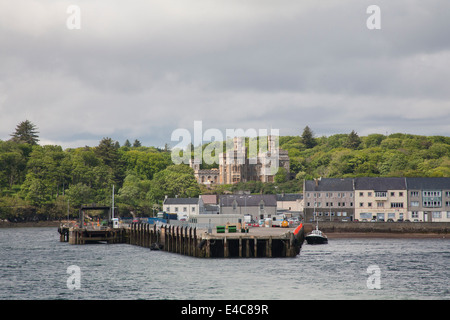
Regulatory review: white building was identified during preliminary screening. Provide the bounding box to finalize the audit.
[163,197,204,219]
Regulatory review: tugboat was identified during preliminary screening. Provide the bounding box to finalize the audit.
[305,223,328,245]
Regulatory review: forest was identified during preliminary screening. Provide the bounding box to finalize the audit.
[1,121,449,221]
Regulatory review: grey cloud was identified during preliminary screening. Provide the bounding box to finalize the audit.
[0,0,449,148]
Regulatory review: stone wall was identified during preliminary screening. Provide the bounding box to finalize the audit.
[305,222,449,234]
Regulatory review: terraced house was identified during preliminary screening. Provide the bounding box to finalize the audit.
[303,178,355,222]
[406,177,450,222]
[303,177,450,222]
[354,177,407,222]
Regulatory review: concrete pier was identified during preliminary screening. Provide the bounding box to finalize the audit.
[58,224,127,245]
[127,223,305,258]
[59,222,306,258]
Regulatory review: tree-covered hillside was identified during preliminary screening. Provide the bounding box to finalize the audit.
[0,121,449,221]
[283,128,450,180]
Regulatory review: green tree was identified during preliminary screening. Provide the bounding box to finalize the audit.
[133,139,142,148]
[147,165,200,201]
[344,130,362,150]
[94,137,125,186]
[124,139,131,148]
[66,182,94,207]
[0,141,28,191]
[301,126,317,149]
[10,120,39,145]
[19,145,69,206]
[274,167,288,183]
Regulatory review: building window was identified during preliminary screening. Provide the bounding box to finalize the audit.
[446,192,450,197]
[175,207,179,212]
[359,202,364,207]
[192,207,196,212]
[183,207,187,212]
[368,192,373,197]
[368,202,372,207]
[377,202,384,208]
[410,201,419,207]
[391,202,404,208]
[411,211,419,218]
[166,207,170,212]
[432,212,442,219]
[360,212,372,219]
[359,192,364,197]
[375,191,387,197]
[447,212,450,219]
[390,192,395,197]
[423,201,442,208]
[411,191,419,197]
[424,191,441,197]
[399,192,404,197]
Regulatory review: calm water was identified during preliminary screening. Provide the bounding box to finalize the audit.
[0,227,448,300]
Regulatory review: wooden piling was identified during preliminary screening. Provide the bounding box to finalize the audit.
[62,221,305,259]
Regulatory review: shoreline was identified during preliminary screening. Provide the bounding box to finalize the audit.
[326,232,447,239]
[0,221,61,228]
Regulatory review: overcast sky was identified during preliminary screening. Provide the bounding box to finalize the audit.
[1,0,449,149]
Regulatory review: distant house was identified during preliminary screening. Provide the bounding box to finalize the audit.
[163,197,204,218]
[354,177,407,222]
[303,178,355,222]
[200,194,219,214]
[276,193,303,213]
[219,194,277,221]
[406,177,450,222]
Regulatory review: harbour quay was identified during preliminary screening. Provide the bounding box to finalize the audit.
[58,222,305,258]
[127,222,305,258]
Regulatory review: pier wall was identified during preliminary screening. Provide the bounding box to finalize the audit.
[305,222,449,234]
[127,223,304,258]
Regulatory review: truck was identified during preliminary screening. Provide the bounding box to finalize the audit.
[271,214,289,228]
[157,212,178,220]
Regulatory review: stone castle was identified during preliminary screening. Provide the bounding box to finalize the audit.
[189,136,290,185]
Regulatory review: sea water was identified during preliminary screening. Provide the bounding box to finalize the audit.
[0,227,448,300]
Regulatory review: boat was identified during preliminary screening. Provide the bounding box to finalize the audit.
[305,224,328,245]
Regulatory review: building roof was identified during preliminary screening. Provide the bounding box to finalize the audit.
[304,178,354,192]
[406,177,450,190]
[163,198,200,205]
[276,193,303,201]
[200,194,218,204]
[219,194,277,207]
[354,177,406,191]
